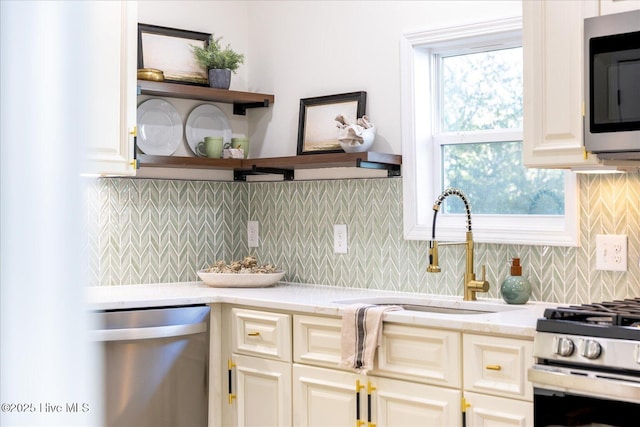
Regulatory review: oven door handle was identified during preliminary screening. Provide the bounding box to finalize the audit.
[528,365,640,404]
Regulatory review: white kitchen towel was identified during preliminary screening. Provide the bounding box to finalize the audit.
[340,303,403,374]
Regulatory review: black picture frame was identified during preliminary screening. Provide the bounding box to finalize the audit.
[138,23,211,86]
[297,91,367,155]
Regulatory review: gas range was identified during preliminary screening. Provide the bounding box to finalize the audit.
[534,298,640,372]
[529,298,640,412]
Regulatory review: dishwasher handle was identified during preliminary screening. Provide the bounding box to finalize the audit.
[93,321,207,342]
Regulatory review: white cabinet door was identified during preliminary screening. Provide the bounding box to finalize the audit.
[84,0,137,176]
[464,391,533,427]
[293,364,360,427]
[373,376,461,427]
[231,354,292,427]
[600,0,640,14]
[293,364,462,427]
[523,0,601,168]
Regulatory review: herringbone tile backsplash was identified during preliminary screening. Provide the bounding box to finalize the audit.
[88,173,639,304]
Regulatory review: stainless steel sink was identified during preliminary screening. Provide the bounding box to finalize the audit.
[334,296,525,315]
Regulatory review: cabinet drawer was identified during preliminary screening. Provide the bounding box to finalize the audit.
[231,308,291,362]
[463,334,533,401]
[293,315,343,369]
[376,323,462,388]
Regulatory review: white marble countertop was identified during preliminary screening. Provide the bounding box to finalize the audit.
[86,281,559,338]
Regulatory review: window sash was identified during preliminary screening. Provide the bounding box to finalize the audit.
[400,17,578,246]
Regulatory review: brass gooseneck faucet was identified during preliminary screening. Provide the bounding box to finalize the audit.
[427,188,489,301]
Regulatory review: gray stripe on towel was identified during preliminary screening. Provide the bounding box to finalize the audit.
[354,305,370,369]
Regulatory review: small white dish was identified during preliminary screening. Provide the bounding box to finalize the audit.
[185,104,232,157]
[136,99,183,155]
[197,270,285,288]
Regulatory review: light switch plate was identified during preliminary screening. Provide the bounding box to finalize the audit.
[334,224,348,254]
[595,234,627,271]
[248,221,259,248]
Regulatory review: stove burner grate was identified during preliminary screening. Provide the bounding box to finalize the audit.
[544,298,640,326]
[537,298,640,340]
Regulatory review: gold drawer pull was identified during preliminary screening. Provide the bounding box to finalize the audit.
[485,364,502,371]
[247,332,260,337]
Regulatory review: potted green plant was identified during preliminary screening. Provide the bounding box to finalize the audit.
[192,34,245,89]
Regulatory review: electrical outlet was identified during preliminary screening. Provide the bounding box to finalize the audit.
[248,221,259,248]
[334,224,348,254]
[595,234,627,272]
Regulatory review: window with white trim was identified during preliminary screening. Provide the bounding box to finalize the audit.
[401,17,578,246]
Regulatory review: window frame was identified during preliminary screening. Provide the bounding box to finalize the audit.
[400,17,579,246]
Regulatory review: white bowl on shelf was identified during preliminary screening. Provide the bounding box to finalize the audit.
[339,127,376,153]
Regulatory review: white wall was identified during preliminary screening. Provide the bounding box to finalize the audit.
[138,1,252,157]
[139,1,522,159]
[247,1,522,157]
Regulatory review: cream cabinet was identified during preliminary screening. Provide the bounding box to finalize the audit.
[462,334,534,427]
[222,307,292,427]
[293,314,462,427]
[376,322,461,389]
[523,0,640,170]
[523,0,600,168]
[293,364,461,427]
[463,391,533,427]
[229,354,291,427]
[219,309,534,427]
[84,0,137,176]
[600,0,640,14]
[294,314,461,387]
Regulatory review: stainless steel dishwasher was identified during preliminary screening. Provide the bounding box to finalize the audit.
[93,305,210,427]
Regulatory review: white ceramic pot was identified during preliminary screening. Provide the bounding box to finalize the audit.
[339,127,376,153]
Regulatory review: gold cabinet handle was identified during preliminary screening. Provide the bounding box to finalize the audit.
[485,364,502,371]
[355,380,364,427]
[228,359,236,405]
[461,397,471,412]
[367,381,376,427]
[129,126,137,137]
[247,331,260,337]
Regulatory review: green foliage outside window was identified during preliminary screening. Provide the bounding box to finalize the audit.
[438,47,564,215]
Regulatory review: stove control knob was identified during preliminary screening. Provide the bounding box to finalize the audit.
[554,337,575,357]
[581,340,602,360]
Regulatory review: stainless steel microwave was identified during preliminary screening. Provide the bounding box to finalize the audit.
[584,10,640,160]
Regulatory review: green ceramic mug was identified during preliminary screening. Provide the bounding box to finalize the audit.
[204,136,223,159]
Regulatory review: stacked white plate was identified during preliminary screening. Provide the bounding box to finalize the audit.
[185,104,232,157]
[136,99,183,155]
